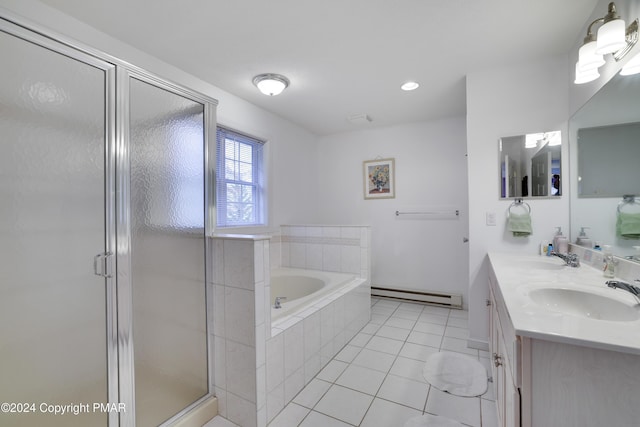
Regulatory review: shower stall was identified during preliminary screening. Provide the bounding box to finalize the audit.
[0,15,216,427]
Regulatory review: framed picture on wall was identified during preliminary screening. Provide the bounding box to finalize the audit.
[363,158,395,199]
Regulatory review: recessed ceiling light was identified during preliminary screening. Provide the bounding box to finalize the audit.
[401,81,420,91]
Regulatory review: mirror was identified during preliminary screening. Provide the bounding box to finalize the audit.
[499,131,562,198]
[570,72,640,259]
[577,123,640,197]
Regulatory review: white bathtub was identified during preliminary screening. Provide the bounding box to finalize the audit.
[264,266,370,424]
[270,268,356,322]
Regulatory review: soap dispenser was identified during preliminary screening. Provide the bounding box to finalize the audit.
[603,245,616,278]
[552,227,569,254]
[575,227,593,249]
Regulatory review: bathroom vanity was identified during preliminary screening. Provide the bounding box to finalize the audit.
[488,253,640,427]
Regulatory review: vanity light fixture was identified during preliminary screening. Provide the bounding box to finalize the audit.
[252,73,290,96]
[574,2,638,84]
[620,50,640,75]
[574,62,601,85]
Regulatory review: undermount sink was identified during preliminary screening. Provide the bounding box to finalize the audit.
[528,288,640,322]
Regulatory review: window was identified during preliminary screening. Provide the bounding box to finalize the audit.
[216,126,265,227]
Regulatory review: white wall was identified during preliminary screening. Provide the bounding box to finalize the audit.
[0,0,321,231]
[466,55,571,346]
[316,118,470,305]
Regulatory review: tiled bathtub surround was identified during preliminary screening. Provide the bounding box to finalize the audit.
[210,234,271,427]
[275,225,371,279]
[211,225,372,427]
[266,277,370,423]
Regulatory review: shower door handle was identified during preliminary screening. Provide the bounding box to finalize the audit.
[93,252,113,278]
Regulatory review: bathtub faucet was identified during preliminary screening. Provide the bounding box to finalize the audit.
[274,296,287,309]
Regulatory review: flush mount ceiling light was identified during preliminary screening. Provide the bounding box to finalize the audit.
[252,73,290,96]
[575,2,638,84]
[401,81,420,91]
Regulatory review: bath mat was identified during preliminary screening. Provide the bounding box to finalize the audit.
[422,351,487,397]
[404,414,466,427]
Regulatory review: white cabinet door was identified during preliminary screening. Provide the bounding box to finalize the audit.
[490,282,521,427]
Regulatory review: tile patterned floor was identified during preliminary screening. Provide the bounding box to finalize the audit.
[206,298,499,427]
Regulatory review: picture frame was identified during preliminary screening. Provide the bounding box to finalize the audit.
[363,158,395,199]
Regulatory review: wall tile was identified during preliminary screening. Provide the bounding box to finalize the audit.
[254,240,264,284]
[214,387,227,418]
[333,298,345,335]
[266,334,284,392]
[320,341,334,366]
[266,382,284,422]
[257,404,267,427]
[255,281,265,326]
[270,241,281,270]
[284,366,305,404]
[223,239,255,289]
[306,226,323,238]
[303,311,321,360]
[213,285,226,337]
[289,242,306,268]
[320,304,335,346]
[290,226,306,237]
[226,340,257,403]
[306,243,323,270]
[225,287,256,346]
[341,226,361,239]
[263,240,271,278]
[341,245,361,274]
[322,227,341,238]
[256,323,266,368]
[212,238,225,285]
[284,322,304,378]
[280,225,292,237]
[304,354,321,384]
[322,244,341,272]
[213,335,226,390]
[281,242,290,268]
[227,392,257,427]
[360,228,369,248]
[256,364,266,409]
[264,285,272,331]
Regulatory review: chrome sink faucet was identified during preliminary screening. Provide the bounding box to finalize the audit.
[606,280,640,303]
[550,251,580,267]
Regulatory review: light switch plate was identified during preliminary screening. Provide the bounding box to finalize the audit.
[486,211,497,226]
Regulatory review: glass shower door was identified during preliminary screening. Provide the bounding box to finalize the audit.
[128,77,209,427]
[0,25,113,427]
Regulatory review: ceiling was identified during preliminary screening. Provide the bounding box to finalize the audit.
[39,0,599,136]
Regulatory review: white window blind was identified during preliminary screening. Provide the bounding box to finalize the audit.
[216,126,265,227]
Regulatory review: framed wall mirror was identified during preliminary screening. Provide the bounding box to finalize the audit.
[499,131,562,199]
[570,71,640,259]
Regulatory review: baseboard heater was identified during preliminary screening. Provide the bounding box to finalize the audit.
[371,286,463,309]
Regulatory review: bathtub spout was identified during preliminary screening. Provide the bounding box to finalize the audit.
[274,296,287,309]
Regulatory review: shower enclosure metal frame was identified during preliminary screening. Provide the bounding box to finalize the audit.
[0,9,217,427]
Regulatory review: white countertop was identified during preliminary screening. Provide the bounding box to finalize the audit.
[488,252,640,355]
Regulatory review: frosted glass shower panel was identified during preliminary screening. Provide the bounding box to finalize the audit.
[129,78,208,426]
[0,29,108,426]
